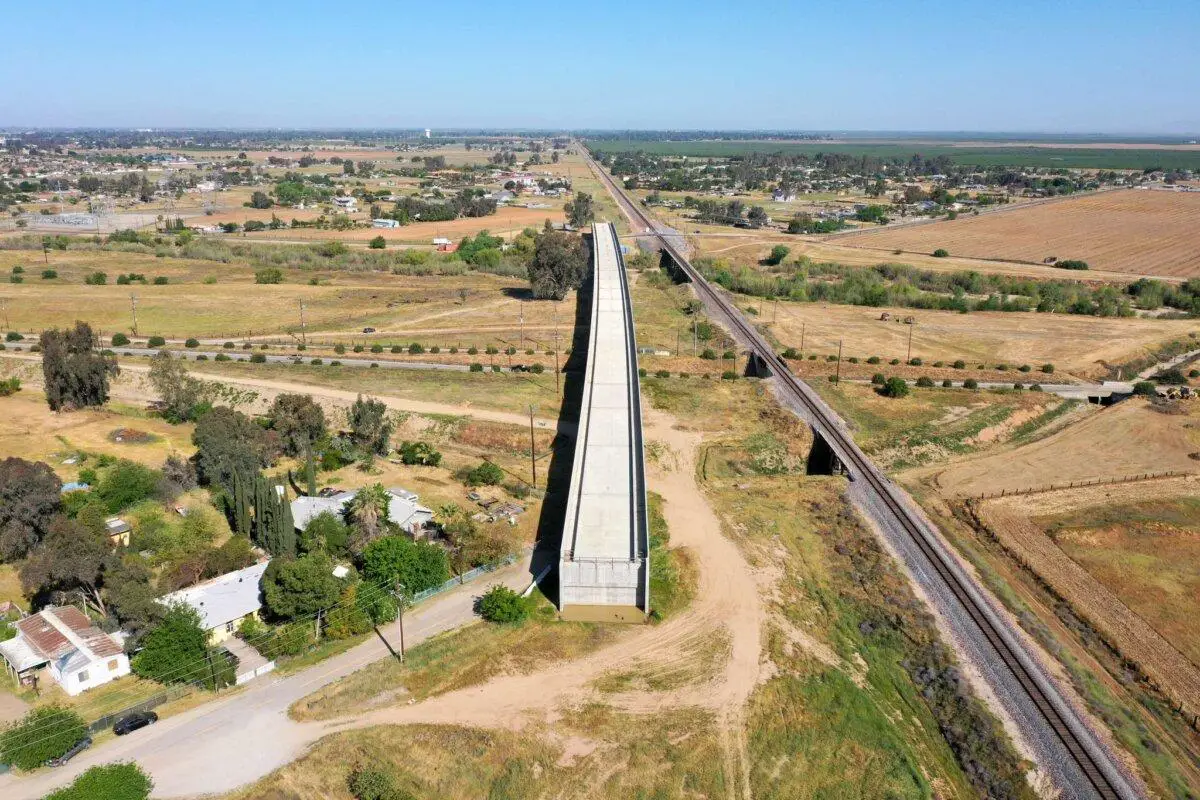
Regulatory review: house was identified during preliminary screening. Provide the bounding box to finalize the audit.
[487,190,515,204]
[291,487,433,536]
[0,606,130,695]
[160,561,270,644]
[372,218,399,228]
[104,517,132,547]
[772,189,797,202]
[332,196,358,213]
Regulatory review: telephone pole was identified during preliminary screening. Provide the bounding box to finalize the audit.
[299,300,307,347]
[394,582,407,663]
[130,295,139,337]
[528,405,538,487]
[906,323,914,364]
[834,339,843,384]
[800,322,806,355]
[554,332,561,396]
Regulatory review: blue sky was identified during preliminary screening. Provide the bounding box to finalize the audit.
[3,0,1198,134]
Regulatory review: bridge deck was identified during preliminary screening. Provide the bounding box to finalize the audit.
[558,222,649,616]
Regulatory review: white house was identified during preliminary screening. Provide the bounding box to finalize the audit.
[291,487,433,535]
[0,606,130,695]
[160,561,270,644]
[372,218,399,228]
[332,196,358,213]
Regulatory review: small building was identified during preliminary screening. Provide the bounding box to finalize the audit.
[291,487,433,536]
[60,481,90,493]
[104,517,132,547]
[160,561,270,644]
[372,218,399,228]
[0,606,130,695]
[772,189,797,202]
[332,196,358,213]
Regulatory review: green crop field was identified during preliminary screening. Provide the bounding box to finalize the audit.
[586,139,1200,170]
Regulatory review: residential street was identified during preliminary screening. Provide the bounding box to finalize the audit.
[0,558,532,800]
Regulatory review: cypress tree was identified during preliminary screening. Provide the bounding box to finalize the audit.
[303,440,317,497]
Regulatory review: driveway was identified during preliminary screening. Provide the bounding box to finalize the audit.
[0,558,532,799]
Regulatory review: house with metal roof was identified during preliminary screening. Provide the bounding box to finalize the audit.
[290,487,433,536]
[160,561,270,644]
[0,606,130,695]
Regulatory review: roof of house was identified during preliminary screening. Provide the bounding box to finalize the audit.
[105,517,132,535]
[291,488,432,532]
[1,606,124,674]
[160,561,270,632]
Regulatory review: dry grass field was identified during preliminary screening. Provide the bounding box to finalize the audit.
[836,189,1200,279]
[759,299,1200,377]
[975,478,1200,722]
[910,397,1200,498]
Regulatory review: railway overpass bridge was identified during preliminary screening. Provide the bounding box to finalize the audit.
[557,222,650,622]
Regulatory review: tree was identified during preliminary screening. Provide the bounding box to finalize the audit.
[251,474,295,557]
[104,556,162,646]
[40,322,119,411]
[764,245,790,266]
[42,762,153,800]
[268,394,327,457]
[0,705,86,770]
[563,192,595,228]
[162,453,197,492]
[133,603,232,688]
[747,206,769,228]
[262,552,342,620]
[477,585,531,623]
[466,461,504,486]
[299,510,350,557]
[361,535,449,594]
[96,459,161,513]
[527,228,586,300]
[248,191,273,209]
[0,457,62,561]
[1132,380,1157,397]
[255,267,284,285]
[878,377,910,398]
[368,235,386,249]
[192,407,279,493]
[346,483,391,550]
[348,395,393,455]
[21,515,111,615]
[397,440,442,467]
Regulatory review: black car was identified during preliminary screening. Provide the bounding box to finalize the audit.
[46,736,92,767]
[113,711,158,736]
[362,327,376,333]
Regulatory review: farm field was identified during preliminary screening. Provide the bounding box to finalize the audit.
[906,397,1200,498]
[758,299,1200,378]
[835,189,1200,279]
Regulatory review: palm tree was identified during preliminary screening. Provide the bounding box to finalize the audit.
[347,483,391,551]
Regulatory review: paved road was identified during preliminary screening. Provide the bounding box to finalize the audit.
[0,559,533,799]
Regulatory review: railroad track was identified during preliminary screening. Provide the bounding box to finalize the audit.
[583,149,1138,800]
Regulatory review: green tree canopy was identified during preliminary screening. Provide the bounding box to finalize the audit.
[131,603,210,685]
[0,456,62,561]
[0,705,86,770]
[40,321,119,411]
[43,762,153,800]
[192,407,279,493]
[262,552,342,620]
[563,192,595,228]
[348,396,393,455]
[268,394,327,457]
[527,229,586,300]
[20,515,111,616]
[360,535,449,595]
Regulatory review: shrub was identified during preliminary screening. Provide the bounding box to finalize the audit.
[963,378,979,390]
[370,344,383,353]
[932,248,949,258]
[466,461,504,486]
[112,332,130,346]
[147,335,166,348]
[398,440,442,467]
[807,354,817,361]
[942,379,953,388]
[41,268,57,279]
[866,356,881,364]
[223,341,235,349]
[870,373,886,385]
[250,353,266,363]
[334,344,346,354]
[700,348,717,360]
[525,348,534,356]
[195,354,208,361]
[477,585,531,624]
[5,331,22,342]
[153,276,168,285]
[368,235,386,250]
[916,376,934,388]
[242,342,252,349]
[0,705,87,770]
[215,353,231,362]
[638,368,647,378]
[847,356,859,364]
[1030,384,1043,391]
[782,347,799,359]
[889,358,900,365]
[468,346,479,355]
[1041,364,1056,374]
[1013,383,1025,390]
[330,360,342,367]
[721,371,738,380]
[952,360,966,369]
[1132,380,1157,396]
[349,767,401,800]
[933,361,944,368]
[408,343,425,354]
[469,363,483,372]
[449,347,458,354]
[85,271,107,285]
[908,357,922,366]
[255,267,284,284]
[485,346,499,355]
[41,762,153,800]
[654,369,670,378]
[825,354,837,362]
[1055,259,1089,271]
[879,377,910,398]
[531,363,545,374]
[1018,364,1032,373]
[8,274,22,284]
[995,363,1008,371]
[352,345,364,353]
[430,346,441,354]
[1190,369,1200,379]
[311,358,324,365]
[722,350,736,360]
[184,338,199,348]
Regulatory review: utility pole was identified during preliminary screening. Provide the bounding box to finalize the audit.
[692,316,698,356]
[299,300,307,347]
[130,295,139,337]
[528,404,537,487]
[394,582,407,663]
[800,322,806,355]
[773,296,779,324]
[554,332,561,396]
[906,323,914,364]
[0,299,7,330]
[835,339,843,384]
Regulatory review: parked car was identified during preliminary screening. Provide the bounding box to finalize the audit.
[113,711,158,736]
[46,737,92,767]
[362,327,376,333]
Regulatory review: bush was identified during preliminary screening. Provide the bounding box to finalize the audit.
[352,344,364,353]
[8,274,23,284]
[485,346,498,355]
[41,268,57,279]
[97,459,161,512]
[1013,383,1025,390]
[242,342,252,349]
[408,343,425,355]
[531,363,545,374]
[349,768,401,800]
[469,363,483,372]
[722,350,736,360]
[255,267,284,284]
[807,354,817,360]
[825,354,837,362]
[398,440,442,467]
[721,371,738,380]
[368,235,386,250]
[1055,259,1089,271]
[932,248,949,258]
[215,353,231,362]
[466,461,504,486]
[866,356,881,364]
[1041,364,1056,374]
[250,353,266,364]
[908,357,922,366]
[153,276,168,285]
[42,762,153,800]
[700,348,717,360]
[1190,369,1200,379]
[889,358,900,366]
[370,344,383,353]
[468,346,479,355]
[112,332,130,346]
[995,363,1009,371]
[223,341,235,349]
[963,378,979,390]
[5,331,23,342]
[330,360,342,367]
[782,347,799,359]
[870,373,886,385]
[311,358,323,365]
[195,354,208,361]
[430,346,441,354]
[1030,384,1043,391]
[942,379,953,388]
[0,705,87,770]
[1132,380,1157,396]
[847,356,859,364]
[637,368,647,378]
[879,377,909,398]
[1018,364,1032,373]
[654,369,670,378]
[477,585,531,624]
[184,338,199,348]
[952,360,966,369]
[916,376,935,388]
[334,344,346,354]
[147,335,166,348]
[85,271,107,285]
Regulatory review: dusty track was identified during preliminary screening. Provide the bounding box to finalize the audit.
[330,408,767,798]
